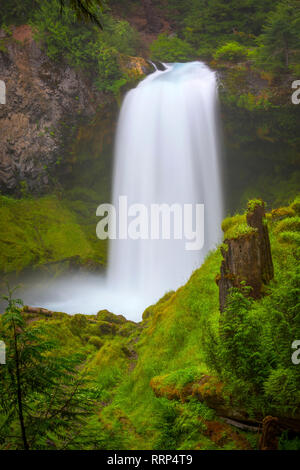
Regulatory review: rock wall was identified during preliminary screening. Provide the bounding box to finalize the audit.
[0,26,114,194]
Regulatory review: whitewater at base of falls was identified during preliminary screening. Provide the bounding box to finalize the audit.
[19,62,223,322]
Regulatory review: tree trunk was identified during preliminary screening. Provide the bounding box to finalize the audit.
[217,201,274,312]
[12,320,29,450]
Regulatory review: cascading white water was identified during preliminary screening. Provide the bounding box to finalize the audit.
[107,61,223,312]
[22,62,223,321]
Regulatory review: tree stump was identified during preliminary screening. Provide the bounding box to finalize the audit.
[217,201,274,312]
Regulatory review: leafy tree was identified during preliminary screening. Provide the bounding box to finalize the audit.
[150,33,195,62]
[0,0,103,28]
[59,0,103,28]
[0,0,39,25]
[160,0,281,59]
[31,1,138,93]
[0,286,96,450]
[214,41,248,63]
[255,0,300,72]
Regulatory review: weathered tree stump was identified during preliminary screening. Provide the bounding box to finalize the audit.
[217,200,274,312]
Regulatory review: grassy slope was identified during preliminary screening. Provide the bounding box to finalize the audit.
[86,196,300,450]
[0,193,107,273]
[2,196,299,449]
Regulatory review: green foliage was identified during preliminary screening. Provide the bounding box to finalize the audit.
[150,33,195,62]
[0,194,106,273]
[279,432,300,450]
[0,0,103,28]
[0,0,38,25]
[88,336,104,348]
[291,196,300,215]
[214,42,249,63]
[0,287,98,449]
[30,1,139,94]
[203,203,300,417]
[254,0,300,73]
[221,213,246,234]
[264,368,299,415]
[247,198,264,213]
[59,0,104,28]
[224,222,256,240]
[164,0,281,59]
[3,199,299,449]
[274,216,300,234]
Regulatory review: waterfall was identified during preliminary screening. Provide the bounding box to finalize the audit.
[107,62,223,314]
[22,62,223,320]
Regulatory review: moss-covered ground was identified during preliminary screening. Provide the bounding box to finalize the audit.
[2,195,297,449]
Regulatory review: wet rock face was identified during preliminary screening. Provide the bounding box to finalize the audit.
[0,26,106,194]
[217,201,274,312]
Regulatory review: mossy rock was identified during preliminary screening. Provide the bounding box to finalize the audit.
[290,196,300,215]
[271,206,296,220]
[88,336,104,349]
[97,309,127,325]
[118,322,137,337]
[97,320,117,336]
[274,216,300,234]
[69,313,88,335]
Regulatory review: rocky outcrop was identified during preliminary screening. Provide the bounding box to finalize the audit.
[217,200,274,312]
[0,26,151,195]
[0,26,109,193]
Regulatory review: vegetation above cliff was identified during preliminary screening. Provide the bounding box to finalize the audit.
[0,0,143,97]
[150,0,300,75]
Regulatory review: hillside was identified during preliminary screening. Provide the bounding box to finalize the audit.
[1,197,299,449]
[0,0,299,452]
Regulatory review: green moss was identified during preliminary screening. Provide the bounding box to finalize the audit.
[0,194,106,273]
[271,206,296,220]
[97,310,127,325]
[157,367,204,390]
[274,216,300,234]
[88,336,104,349]
[247,198,264,213]
[214,42,249,63]
[278,231,300,245]
[290,195,300,215]
[224,222,257,240]
[221,213,246,234]
[3,198,299,449]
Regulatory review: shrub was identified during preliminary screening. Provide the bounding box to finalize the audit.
[31,0,139,94]
[264,368,300,414]
[224,222,256,240]
[271,206,296,220]
[274,216,300,234]
[291,196,300,215]
[214,42,249,63]
[88,336,104,349]
[150,33,195,62]
[221,213,246,234]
